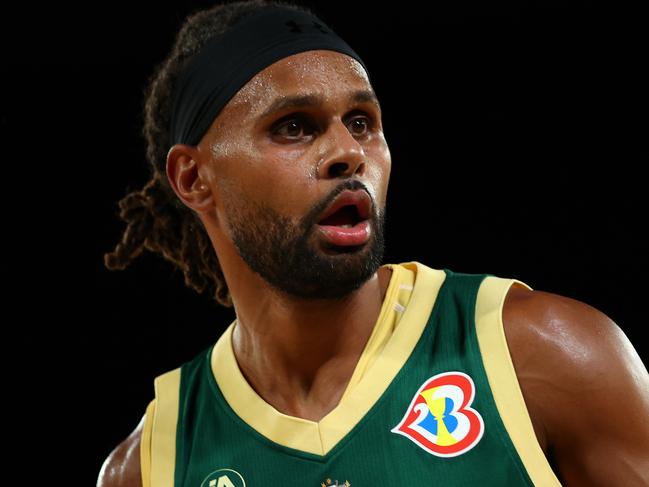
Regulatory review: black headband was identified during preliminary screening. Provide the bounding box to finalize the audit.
[169,5,371,147]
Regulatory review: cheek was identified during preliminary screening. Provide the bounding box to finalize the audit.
[362,146,390,212]
[271,164,315,215]
[237,154,315,219]
[373,136,392,168]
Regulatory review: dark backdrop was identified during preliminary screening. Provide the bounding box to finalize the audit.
[3,1,646,484]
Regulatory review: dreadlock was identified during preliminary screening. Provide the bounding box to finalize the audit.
[103,0,319,308]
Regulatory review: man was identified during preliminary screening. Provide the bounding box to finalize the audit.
[99,1,649,486]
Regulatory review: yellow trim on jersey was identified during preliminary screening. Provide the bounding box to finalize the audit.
[211,261,446,456]
[340,262,416,402]
[140,398,155,487]
[475,276,563,487]
[150,367,181,487]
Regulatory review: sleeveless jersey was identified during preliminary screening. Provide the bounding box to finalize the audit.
[140,261,562,486]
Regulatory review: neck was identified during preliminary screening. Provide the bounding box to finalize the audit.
[230,265,392,420]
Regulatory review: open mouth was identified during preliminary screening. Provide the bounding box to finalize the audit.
[315,205,371,248]
[317,204,363,228]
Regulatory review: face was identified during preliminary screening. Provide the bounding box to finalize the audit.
[193,50,392,301]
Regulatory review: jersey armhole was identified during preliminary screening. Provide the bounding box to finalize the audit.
[150,367,181,487]
[475,275,563,487]
[140,399,155,487]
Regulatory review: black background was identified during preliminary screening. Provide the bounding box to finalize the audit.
[2,1,647,484]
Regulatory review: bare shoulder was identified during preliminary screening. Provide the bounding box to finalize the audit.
[96,412,144,487]
[502,283,649,486]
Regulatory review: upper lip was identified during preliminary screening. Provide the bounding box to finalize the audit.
[317,190,371,224]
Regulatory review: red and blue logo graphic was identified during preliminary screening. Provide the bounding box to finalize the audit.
[391,371,484,457]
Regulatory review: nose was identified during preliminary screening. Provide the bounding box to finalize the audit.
[316,119,367,179]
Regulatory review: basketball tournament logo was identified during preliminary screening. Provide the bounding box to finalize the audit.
[391,371,484,457]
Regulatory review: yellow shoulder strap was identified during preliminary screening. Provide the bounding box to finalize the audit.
[140,398,155,487]
[150,367,182,487]
[475,276,562,486]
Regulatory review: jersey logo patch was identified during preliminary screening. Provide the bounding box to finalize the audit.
[391,371,484,457]
[201,468,246,487]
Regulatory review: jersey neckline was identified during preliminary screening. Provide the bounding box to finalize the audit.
[205,261,447,458]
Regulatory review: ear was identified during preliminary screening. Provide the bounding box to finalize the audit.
[166,144,214,212]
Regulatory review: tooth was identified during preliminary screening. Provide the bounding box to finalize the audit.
[340,223,353,228]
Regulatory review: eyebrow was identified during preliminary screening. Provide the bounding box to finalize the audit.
[258,89,381,120]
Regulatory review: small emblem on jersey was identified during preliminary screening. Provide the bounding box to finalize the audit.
[391,371,484,457]
[200,468,246,487]
[320,479,351,487]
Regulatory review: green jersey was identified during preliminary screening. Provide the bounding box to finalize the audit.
[141,261,561,486]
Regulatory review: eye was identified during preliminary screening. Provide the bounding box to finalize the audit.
[272,115,315,139]
[349,116,371,136]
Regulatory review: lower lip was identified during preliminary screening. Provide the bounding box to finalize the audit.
[316,220,371,247]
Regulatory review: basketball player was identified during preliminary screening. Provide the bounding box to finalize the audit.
[97,1,649,485]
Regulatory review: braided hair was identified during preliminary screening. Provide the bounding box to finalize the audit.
[103,0,318,308]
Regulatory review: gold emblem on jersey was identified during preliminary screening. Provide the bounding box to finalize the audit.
[320,479,350,487]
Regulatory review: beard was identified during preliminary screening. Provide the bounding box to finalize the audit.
[223,184,387,302]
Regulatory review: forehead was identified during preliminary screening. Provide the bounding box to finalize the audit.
[225,49,372,117]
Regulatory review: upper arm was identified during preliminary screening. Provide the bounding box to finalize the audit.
[503,286,649,486]
[96,411,145,487]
